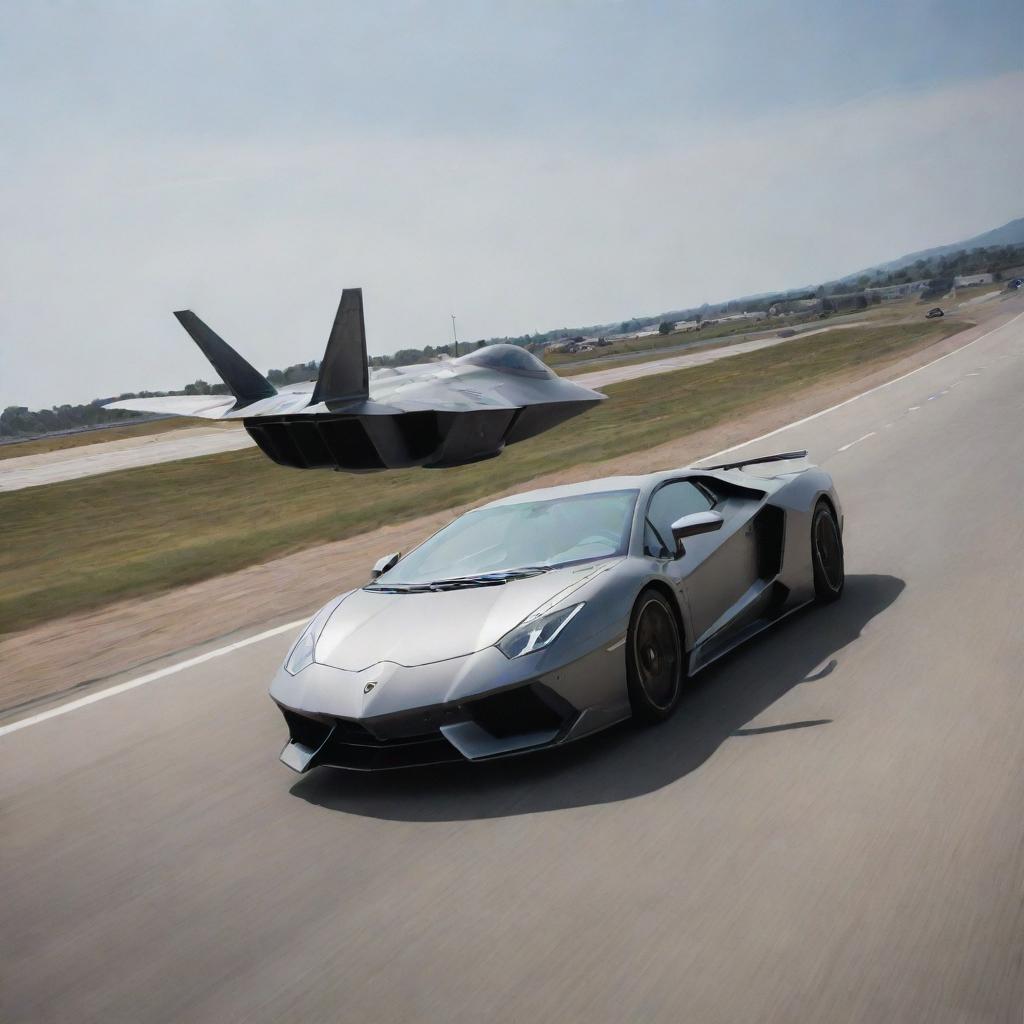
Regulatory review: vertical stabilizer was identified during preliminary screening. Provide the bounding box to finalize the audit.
[173,311,277,405]
[311,288,370,406]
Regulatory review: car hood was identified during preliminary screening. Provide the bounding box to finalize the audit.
[314,561,614,671]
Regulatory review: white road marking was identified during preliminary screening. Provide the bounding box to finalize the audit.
[908,406,921,411]
[0,619,306,737]
[837,432,877,453]
[4,310,1023,737]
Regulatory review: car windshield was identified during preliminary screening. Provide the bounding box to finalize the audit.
[372,489,638,588]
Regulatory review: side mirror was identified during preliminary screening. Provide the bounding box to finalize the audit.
[670,510,723,557]
[370,551,401,579]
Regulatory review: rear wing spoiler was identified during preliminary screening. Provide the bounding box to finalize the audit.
[700,450,808,472]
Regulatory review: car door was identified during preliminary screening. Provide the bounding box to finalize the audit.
[644,479,760,644]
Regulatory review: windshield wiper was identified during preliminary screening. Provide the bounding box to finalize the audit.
[364,582,434,593]
[425,566,552,590]
[367,566,552,593]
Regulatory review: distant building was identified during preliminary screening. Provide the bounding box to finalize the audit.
[953,273,994,287]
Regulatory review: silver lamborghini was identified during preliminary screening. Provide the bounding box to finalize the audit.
[271,450,844,772]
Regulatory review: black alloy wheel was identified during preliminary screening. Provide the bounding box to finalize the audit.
[627,590,684,722]
[811,501,844,602]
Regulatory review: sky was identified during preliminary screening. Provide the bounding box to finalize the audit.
[1,0,1022,409]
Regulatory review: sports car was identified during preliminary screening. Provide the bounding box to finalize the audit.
[271,450,844,772]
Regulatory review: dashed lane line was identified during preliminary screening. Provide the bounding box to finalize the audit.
[836,432,877,453]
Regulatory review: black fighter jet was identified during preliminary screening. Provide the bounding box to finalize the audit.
[106,289,605,471]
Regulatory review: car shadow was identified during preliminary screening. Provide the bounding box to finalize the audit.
[290,573,903,821]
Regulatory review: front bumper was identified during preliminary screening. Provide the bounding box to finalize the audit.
[276,680,578,772]
[271,635,631,773]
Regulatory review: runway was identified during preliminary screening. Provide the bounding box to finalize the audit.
[2,309,1023,1022]
[0,424,254,492]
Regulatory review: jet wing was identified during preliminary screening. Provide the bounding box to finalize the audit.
[105,395,236,419]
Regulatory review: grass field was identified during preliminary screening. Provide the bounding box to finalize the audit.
[0,319,965,636]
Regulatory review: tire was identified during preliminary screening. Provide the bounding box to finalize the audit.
[811,501,844,603]
[626,589,684,723]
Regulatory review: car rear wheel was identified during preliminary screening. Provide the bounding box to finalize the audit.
[811,501,844,602]
[627,589,684,723]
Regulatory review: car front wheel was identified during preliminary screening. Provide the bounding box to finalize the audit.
[627,589,684,723]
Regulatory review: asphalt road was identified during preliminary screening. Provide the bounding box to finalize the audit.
[3,306,1023,1022]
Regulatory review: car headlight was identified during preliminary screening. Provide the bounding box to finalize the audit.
[497,603,585,659]
[284,602,338,675]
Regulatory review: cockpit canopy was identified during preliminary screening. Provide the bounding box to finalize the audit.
[460,344,554,379]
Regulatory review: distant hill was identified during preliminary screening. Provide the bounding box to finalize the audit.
[846,216,1024,279]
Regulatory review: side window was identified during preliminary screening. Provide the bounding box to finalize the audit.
[645,481,713,556]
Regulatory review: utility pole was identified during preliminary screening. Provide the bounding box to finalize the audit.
[450,313,459,357]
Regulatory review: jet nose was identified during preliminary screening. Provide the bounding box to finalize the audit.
[564,378,607,403]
